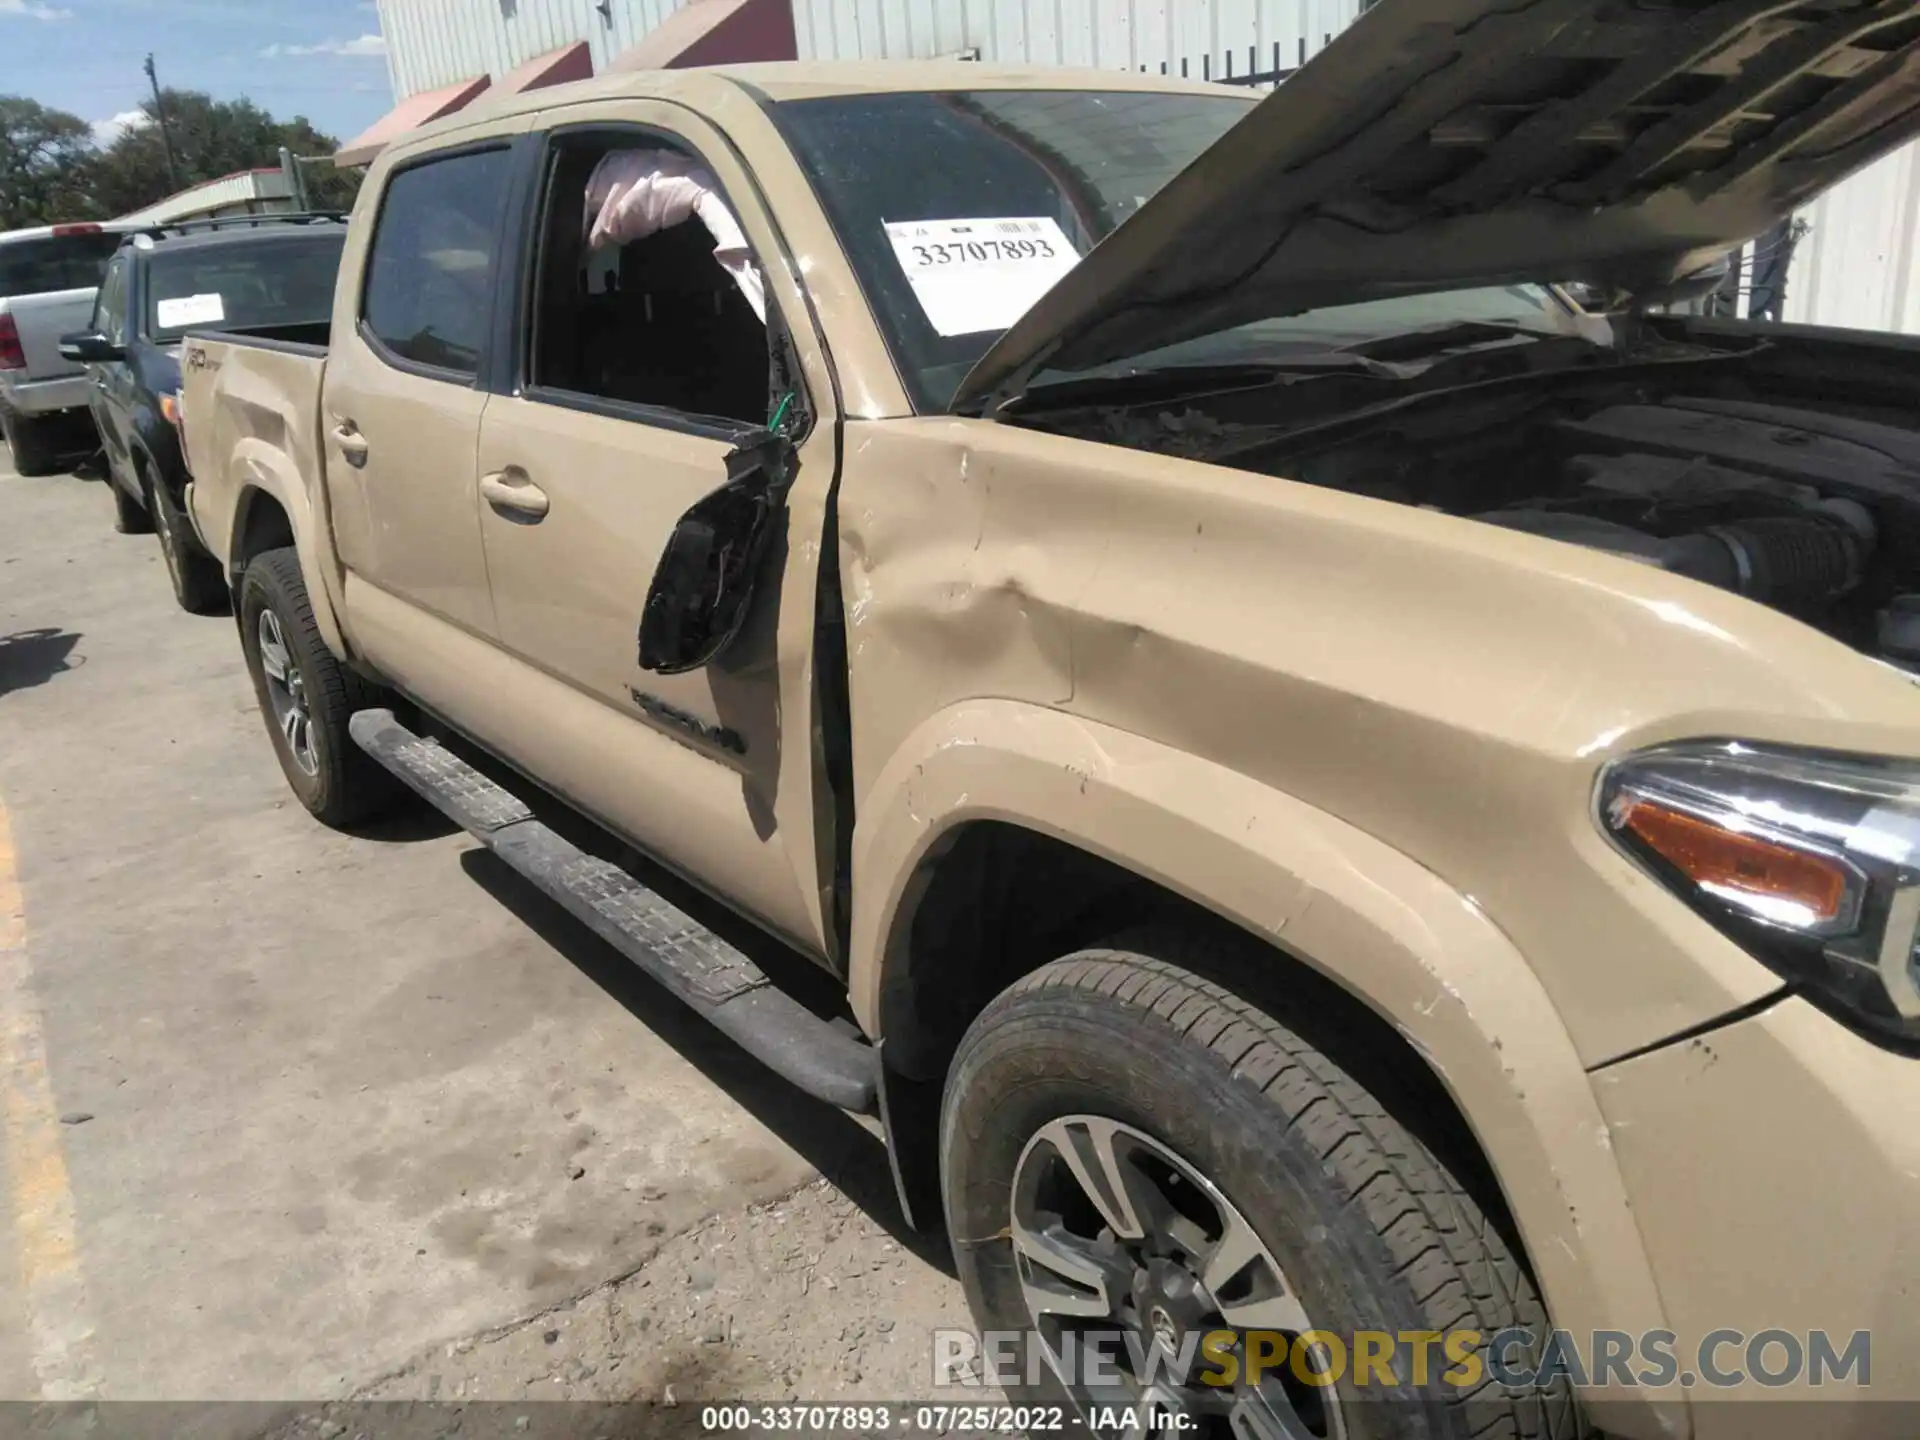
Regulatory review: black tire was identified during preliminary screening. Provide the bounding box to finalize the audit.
[109,472,153,534]
[237,547,401,828]
[148,467,227,614]
[1,406,60,477]
[942,940,1584,1440]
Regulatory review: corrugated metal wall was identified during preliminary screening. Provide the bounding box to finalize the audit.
[380,0,1362,98]
[1784,140,1920,335]
[377,0,684,98]
[374,1,1920,342]
[791,0,1360,80]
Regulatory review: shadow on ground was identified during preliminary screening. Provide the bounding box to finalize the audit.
[321,720,954,1275]
[458,845,953,1279]
[0,627,83,697]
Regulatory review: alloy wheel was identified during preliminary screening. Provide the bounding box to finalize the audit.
[257,608,319,777]
[1010,1115,1349,1440]
[153,487,184,590]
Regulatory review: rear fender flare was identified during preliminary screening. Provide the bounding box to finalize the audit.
[851,699,1680,1437]
[227,439,349,662]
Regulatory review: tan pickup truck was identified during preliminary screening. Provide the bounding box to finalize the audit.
[180,5,1920,1437]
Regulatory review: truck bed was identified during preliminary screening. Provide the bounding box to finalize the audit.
[2,286,99,383]
[180,331,330,578]
[189,322,331,355]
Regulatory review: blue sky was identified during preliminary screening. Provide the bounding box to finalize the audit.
[0,0,394,148]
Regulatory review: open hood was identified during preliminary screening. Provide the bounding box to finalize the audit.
[953,0,1920,412]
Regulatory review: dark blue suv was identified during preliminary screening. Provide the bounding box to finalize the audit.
[61,215,345,612]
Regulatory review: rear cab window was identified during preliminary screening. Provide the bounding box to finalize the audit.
[144,233,346,344]
[361,147,516,377]
[0,230,122,296]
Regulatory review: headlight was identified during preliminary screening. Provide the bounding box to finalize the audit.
[1600,741,1920,1048]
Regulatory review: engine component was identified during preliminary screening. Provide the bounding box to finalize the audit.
[1480,505,1872,607]
[1878,596,1920,670]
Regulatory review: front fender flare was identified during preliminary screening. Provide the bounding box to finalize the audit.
[851,699,1682,1438]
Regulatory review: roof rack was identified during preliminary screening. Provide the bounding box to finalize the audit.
[125,211,348,246]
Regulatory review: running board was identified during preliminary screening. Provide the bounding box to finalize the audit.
[348,708,878,1115]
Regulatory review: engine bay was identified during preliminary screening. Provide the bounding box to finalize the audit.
[1026,355,1920,669]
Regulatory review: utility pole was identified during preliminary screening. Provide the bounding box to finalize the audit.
[143,53,183,193]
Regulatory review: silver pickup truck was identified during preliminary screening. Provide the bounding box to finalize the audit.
[0,221,128,475]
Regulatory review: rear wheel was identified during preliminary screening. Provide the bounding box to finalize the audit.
[149,468,226,613]
[941,941,1585,1440]
[237,547,401,828]
[1,406,60,477]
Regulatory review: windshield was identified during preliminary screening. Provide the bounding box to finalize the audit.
[777,91,1571,411]
[0,232,122,296]
[145,233,344,343]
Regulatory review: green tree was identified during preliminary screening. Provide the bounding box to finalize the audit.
[0,96,100,229]
[87,89,361,218]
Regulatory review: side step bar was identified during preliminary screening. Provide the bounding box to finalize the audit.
[348,709,878,1115]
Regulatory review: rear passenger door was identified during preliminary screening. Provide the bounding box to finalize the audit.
[468,106,843,955]
[323,133,527,677]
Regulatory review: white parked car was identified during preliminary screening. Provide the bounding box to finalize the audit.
[0,221,130,474]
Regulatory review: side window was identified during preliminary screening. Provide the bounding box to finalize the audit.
[95,257,128,345]
[526,136,770,425]
[362,147,514,376]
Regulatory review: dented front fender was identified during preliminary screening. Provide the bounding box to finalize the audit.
[848,699,1678,1436]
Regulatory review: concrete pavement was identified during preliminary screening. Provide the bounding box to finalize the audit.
[0,453,959,1414]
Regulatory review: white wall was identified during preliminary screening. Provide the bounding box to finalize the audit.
[1784,138,1920,335]
[792,0,1361,80]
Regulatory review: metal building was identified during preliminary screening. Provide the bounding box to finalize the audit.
[377,0,684,100]
[367,0,1917,339]
[1783,143,1920,336]
[374,0,1361,101]
[790,0,1361,81]
[112,168,300,227]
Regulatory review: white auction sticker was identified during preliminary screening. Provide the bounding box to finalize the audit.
[882,216,1080,337]
[155,293,226,329]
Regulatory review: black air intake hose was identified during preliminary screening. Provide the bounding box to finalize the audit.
[1701,513,1869,606]
[1479,500,1872,605]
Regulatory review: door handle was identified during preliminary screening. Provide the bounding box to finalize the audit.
[479,468,550,521]
[331,421,369,469]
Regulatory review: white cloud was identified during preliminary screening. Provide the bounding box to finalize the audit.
[90,109,152,147]
[260,32,387,58]
[0,0,74,19]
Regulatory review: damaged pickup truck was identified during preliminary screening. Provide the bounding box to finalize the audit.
[180,4,1920,1437]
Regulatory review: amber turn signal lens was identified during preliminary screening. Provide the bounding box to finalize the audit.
[1619,798,1852,926]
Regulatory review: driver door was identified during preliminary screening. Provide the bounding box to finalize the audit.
[470,106,841,957]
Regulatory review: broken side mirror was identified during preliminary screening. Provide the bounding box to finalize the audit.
[637,430,796,675]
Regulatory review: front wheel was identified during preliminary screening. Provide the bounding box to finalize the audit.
[237,547,401,828]
[941,943,1584,1440]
